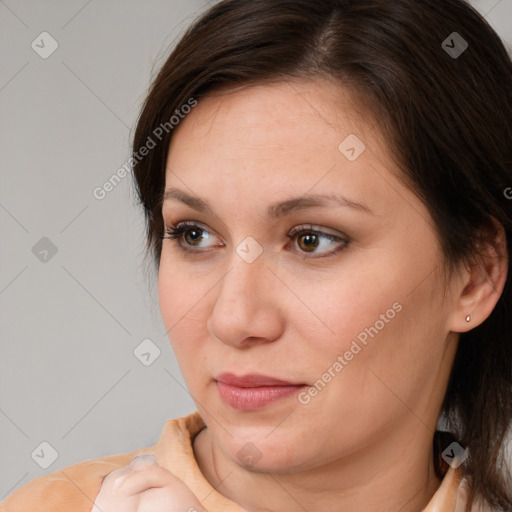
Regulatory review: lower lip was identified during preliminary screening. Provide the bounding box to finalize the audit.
[216,381,305,410]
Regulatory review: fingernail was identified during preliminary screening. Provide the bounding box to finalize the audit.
[112,475,127,491]
[129,454,158,467]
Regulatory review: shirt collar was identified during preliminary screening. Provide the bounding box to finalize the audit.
[155,411,471,512]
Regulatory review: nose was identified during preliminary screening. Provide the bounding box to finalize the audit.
[206,251,284,349]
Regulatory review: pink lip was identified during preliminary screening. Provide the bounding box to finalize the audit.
[215,373,306,410]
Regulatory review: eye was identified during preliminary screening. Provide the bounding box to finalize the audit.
[286,225,348,258]
[161,221,223,253]
[161,221,348,258]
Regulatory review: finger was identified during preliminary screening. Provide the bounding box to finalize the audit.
[100,454,158,487]
[113,463,175,495]
[101,466,131,487]
[128,454,158,470]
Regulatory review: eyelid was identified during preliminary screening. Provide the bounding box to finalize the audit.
[287,223,346,240]
[175,220,211,232]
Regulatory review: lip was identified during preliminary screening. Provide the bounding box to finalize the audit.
[215,372,307,410]
[215,372,303,387]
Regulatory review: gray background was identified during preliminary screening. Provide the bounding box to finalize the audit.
[0,0,511,502]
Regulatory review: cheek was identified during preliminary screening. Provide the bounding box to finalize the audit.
[301,278,445,423]
[287,270,401,361]
[300,240,442,361]
[158,268,181,335]
[291,257,443,403]
[157,249,212,329]
[157,263,207,362]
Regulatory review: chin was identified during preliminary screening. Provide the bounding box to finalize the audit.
[223,430,320,474]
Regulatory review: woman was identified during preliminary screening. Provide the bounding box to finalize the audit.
[2,0,511,511]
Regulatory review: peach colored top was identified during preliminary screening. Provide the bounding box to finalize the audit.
[0,411,485,512]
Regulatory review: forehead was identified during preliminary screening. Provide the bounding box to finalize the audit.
[167,79,383,162]
[162,79,416,224]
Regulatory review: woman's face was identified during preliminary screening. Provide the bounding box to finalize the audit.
[159,79,461,473]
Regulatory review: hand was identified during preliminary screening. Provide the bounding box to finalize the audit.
[91,454,207,512]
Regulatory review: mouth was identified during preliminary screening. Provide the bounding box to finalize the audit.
[215,372,307,411]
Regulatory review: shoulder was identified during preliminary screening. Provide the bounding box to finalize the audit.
[0,445,157,512]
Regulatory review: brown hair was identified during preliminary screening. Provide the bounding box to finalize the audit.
[131,1,512,510]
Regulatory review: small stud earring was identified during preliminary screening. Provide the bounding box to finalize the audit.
[465,315,471,322]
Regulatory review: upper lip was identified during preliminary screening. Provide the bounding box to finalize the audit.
[215,372,305,387]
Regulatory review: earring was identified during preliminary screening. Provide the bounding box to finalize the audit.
[465,315,471,322]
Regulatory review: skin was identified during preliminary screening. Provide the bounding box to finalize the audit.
[92,455,206,511]
[94,79,507,511]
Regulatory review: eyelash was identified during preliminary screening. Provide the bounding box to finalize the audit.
[160,221,349,259]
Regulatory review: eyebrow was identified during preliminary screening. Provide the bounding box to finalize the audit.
[162,187,374,218]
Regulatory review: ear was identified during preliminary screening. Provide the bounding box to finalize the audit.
[448,218,508,333]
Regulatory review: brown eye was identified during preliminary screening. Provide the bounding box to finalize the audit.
[287,226,349,258]
[183,227,204,245]
[297,233,320,252]
[162,221,222,254]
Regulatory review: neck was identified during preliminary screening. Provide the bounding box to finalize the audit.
[193,422,442,512]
